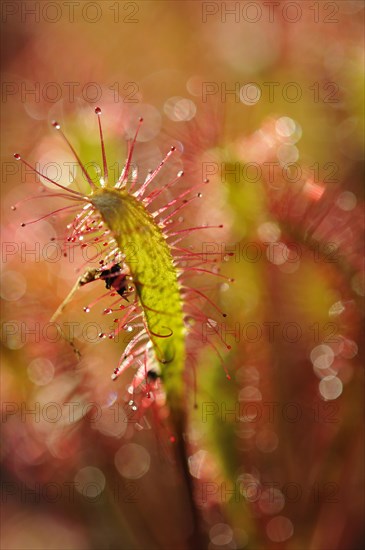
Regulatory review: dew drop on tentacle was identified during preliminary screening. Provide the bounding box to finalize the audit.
[14,152,84,197]
[52,119,96,190]
[117,117,144,188]
[111,366,121,381]
[137,145,178,197]
[94,106,108,185]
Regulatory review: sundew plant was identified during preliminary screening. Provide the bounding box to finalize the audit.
[13,107,234,548]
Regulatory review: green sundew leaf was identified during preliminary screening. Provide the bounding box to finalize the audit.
[222,159,266,236]
[198,350,240,481]
[91,188,186,410]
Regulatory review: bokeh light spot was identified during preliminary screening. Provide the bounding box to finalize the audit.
[0,271,27,301]
[114,443,150,479]
[164,97,196,121]
[258,222,281,243]
[209,523,234,546]
[266,516,294,542]
[74,466,106,498]
[240,84,261,105]
[319,376,343,400]
[255,429,279,453]
[27,358,55,386]
[259,488,285,515]
[336,191,357,211]
[310,344,335,370]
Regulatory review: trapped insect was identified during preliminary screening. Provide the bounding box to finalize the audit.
[101,263,129,300]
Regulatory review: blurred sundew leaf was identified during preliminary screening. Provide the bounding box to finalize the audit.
[198,349,240,480]
[220,257,266,353]
[196,350,259,545]
[223,158,266,235]
[343,53,365,147]
[290,260,342,324]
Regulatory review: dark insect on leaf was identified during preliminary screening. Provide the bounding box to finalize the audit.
[101,264,129,299]
[147,370,159,382]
